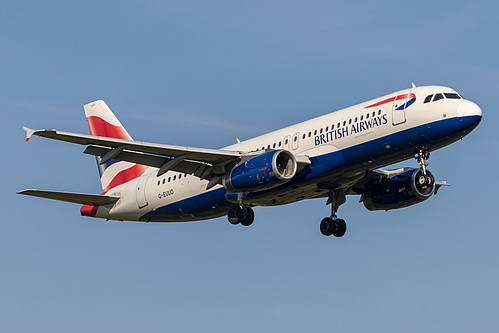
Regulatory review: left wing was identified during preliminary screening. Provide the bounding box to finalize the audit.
[348,167,450,195]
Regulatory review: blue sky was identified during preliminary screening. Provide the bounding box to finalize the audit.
[2,1,498,332]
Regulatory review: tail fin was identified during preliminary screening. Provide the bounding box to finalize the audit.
[84,100,147,193]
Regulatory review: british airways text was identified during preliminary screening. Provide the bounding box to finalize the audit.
[315,114,388,146]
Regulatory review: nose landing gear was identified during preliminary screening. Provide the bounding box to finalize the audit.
[414,148,433,186]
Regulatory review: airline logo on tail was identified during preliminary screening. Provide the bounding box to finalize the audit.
[84,100,147,193]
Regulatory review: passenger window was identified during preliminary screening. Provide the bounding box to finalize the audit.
[372,111,375,117]
[337,123,340,128]
[433,93,444,102]
[444,93,461,99]
[308,132,311,137]
[314,130,317,135]
[424,95,433,103]
[173,175,176,181]
[378,110,381,115]
[343,121,346,126]
[273,143,276,148]
[349,119,352,125]
[354,117,358,122]
[302,134,305,139]
[163,179,166,184]
[325,126,329,132]
[279,141,282,147]
[366,113,369,119]
[320,128,323,134]
[360,115,363,121]
[157,181,160,186]
[168,177,171,182]
[331,124,335,130]
[267,145,270,149]
[179,174,182,179]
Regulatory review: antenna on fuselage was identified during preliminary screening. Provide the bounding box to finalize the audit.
[411,82,416,88]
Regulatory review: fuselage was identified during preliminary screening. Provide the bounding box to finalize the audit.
[91,85,482,222]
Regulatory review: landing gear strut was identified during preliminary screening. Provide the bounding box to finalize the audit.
[414,148,433,186]
[320,189,347,237]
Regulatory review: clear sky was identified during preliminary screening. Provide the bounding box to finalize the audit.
[2,1,498,332]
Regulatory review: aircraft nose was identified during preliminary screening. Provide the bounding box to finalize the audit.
[458,100,482,118]
[457,100,482,131]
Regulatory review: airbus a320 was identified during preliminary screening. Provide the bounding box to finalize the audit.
[19,84,482,237]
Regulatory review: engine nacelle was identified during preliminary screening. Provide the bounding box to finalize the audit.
[362,168,435,211]
[223,150,297,193]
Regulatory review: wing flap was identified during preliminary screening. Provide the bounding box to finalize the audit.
[83,145,212,176]
[17,189,120,205]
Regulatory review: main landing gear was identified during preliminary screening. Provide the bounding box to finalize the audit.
[228,205,255,226]
[414,148,434,187]
[320,189,347,237]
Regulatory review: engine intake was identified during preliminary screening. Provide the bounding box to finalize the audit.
[363,168,435,211]
[223,150,297,193]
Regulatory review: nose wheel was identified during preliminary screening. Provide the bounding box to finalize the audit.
[414,148,432,186]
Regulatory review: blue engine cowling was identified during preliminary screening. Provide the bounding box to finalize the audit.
[362,168,435,211]
[222,150,297,193]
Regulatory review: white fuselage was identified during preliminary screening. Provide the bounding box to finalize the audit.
[93,85,481,222]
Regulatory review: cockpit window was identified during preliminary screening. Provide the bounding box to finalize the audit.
[444,93,461,99]
[424,95,433,103]
[433,93,444,102]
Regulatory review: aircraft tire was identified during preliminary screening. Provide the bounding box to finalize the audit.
[320,217,334,236]
[241,208,255,226]
[320,217,347,237]
[332,219,347,238]
[417,173,428,186]
[228,206,242,224]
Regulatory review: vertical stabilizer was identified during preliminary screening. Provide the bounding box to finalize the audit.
[84,100,147,193]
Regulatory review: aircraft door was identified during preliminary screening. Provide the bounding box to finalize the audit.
[392,91,409,125]
[283,135,290,150]
[292,132,300,150]
[136,173,150,208]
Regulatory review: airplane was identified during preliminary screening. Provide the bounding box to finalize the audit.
[18,84,482,237]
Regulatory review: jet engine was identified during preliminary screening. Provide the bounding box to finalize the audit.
[223,150,297,193]
[362,168,435,211]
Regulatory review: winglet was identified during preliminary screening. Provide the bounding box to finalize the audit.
[23,127,35,142]
[434,181,450,195]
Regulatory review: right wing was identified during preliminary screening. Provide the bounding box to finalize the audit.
[24,127,242,164]
[24,127,243,180]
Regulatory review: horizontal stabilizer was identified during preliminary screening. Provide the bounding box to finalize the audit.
[17,189,120,205]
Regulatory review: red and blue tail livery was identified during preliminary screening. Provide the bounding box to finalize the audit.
[18,85,481,238]
[84,101,148,194]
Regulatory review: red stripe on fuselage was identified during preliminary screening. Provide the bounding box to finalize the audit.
[102,164,148,193]
[87,116,132,140]
[365,93,416,108]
